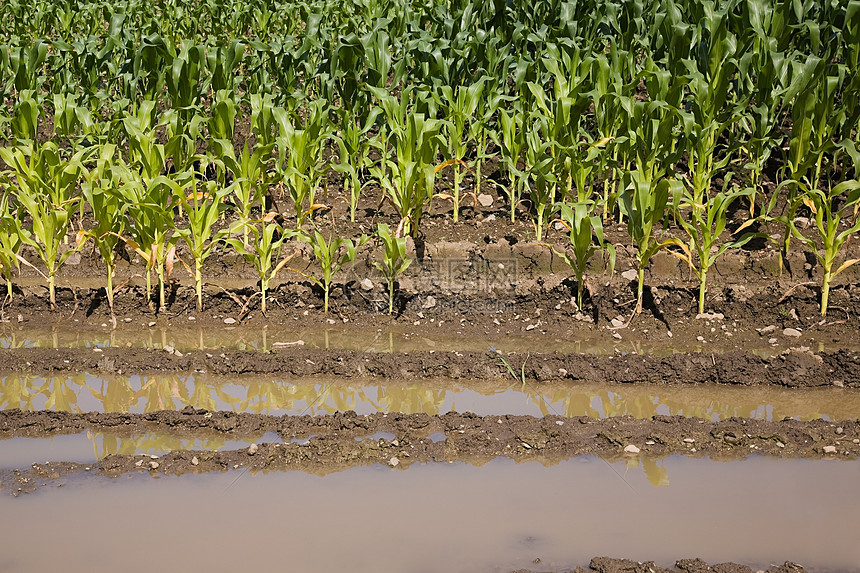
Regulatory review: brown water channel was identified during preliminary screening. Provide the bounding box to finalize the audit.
[3,372,858,420]
[0,456,858,573]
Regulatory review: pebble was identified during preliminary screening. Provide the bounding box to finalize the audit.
[783,327,801,337]
[853,439,859,444]
[621,269,638,281]
[148,321,156,327]
[422,296,437,309]
[526,323,536,331]
[696,336,705,342]
[555,421,564,426]
[645,441,655,445]
[191,457,199,466]
[612,332,622,340]
[477,193,494,207]
[835,427,843,435]
[610,316,625,328]
[768,337,777,344]
[149,461,159,469]
[777,442,785,448]
[623,445,640,454]
[823,445,837,454]
[759,325,776,334]
[360,278,374,291]
[388,457,400,468]
[695,312,724,321]
[247,443,258,455]
[224,317,237,325]
[683,438,695,443]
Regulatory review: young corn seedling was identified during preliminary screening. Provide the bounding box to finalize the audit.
[275,100,333,227]
[547,202,615,309]
[296,229,369,314]
[80,144,126,313]
[0,142,89,308]
[214,139,274,249]
[112,160,183,311]
[618,171,681,315]
[670,178,760,315]
[373,223,412,315]
[174,163,234,312]
[225,216,297,315]
[787,177,860,316]
[491,106,527,223]
[370,86,444,237]
[0,187,27,300]
[434,78,485,222]
[331,105,381,222]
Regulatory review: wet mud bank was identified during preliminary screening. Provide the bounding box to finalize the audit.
[2,409,857,495]
[525,557,808,573]
[0,345,858,388]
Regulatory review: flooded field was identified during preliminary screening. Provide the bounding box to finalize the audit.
[1,456,858,573]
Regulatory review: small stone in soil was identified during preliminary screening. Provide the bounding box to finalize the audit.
[224,317,237,325]
[823,446,837,454]
[248,443,258,455]
[191,457,199,466]
[623,445,640,454]
[783,327,802,337]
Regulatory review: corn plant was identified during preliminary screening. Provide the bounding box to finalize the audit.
[522,120,557,242]
[275,99,332,227]
[225,216,297,315]
[0,142,89,308]
[373,223,412,315]
[670,179,760,315]
[0,188,26,300]
[548,202,615,309]
[618,172,681,315]
[435,78,485,222]
[80,144,126,313]
[174,163,234,312]
[331,106,381,222]
[296,229,369,313]
[492,106,527,223]
[214,139,273,249]
[787,177,860,316]
[112,161,182,311]
[370,86,444,237]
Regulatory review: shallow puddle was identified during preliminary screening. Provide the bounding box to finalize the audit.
[2,372,858,422]
[0,456,857,572]
[0,431,282,469]
[0,323,818,355]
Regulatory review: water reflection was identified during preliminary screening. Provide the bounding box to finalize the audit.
[2,373,858,421]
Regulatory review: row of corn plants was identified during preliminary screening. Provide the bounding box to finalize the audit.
[0,0,858,317]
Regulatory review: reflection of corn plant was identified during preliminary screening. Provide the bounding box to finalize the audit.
[549,202,615,309]
[174,165,234,312]
[225,217,297,314]
[0,142,89,308]
[81,144,126,312]
[296,229,368,313]
[618,172,680,314]
[787,178,860,316]
[373,223,412,315]
[670,180,759,315]
[275,100,332,226]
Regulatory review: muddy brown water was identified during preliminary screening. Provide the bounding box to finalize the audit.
[0,323,840,355]
[3,372,857,421]
[0,456,858,573]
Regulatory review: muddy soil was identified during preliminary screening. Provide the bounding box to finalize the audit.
[519,557,807,573]
[2,409,856,495]
[0,345,856,388]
